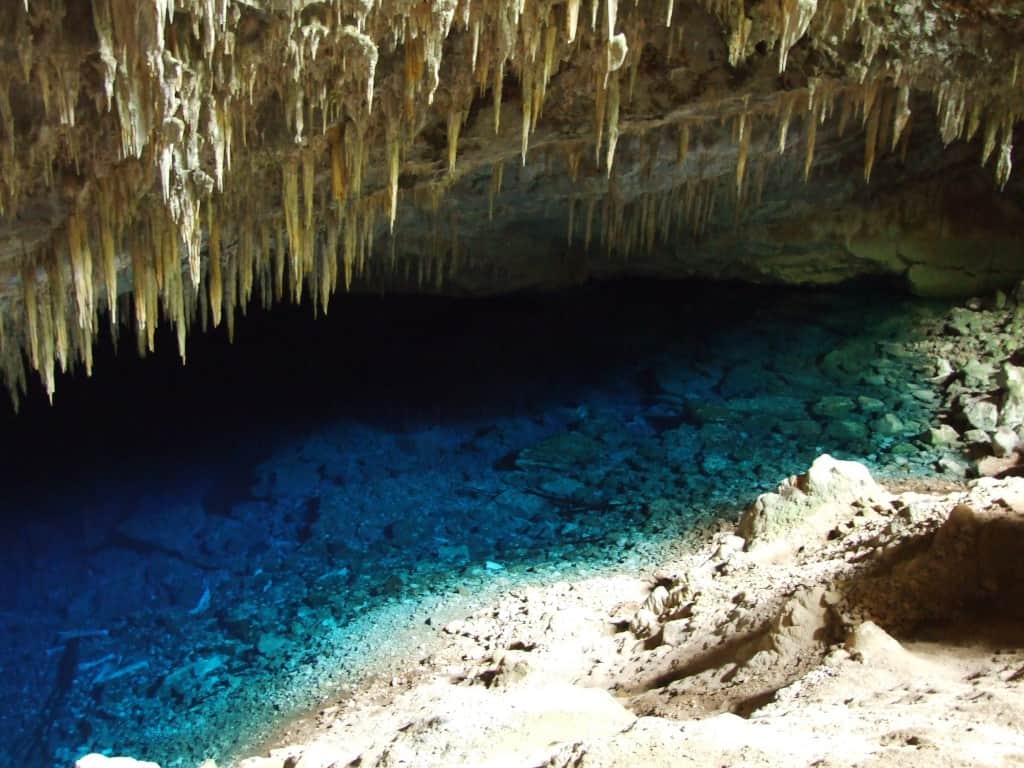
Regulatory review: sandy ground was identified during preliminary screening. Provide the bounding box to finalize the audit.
[205,454,1024,768]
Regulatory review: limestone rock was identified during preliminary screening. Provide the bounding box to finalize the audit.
[856,396,886,414]
[927,424,961,447]
[629,608,659,639]
[871,413,904,437]
[660,618,693,647]
[963,399,999,432]
[812,396,857,418]
[76,755,161,768]
[237,758,287,768]
[845,621,913,667]
[975,454,1020,478]
[962,360,997,390]
[825,419,869,443]
[998,363,1024,428]
[962,428,992,448]
[992,426,1020,458]
[738,454,883,545]
[937,454,970,478]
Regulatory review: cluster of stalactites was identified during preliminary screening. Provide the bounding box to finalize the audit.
[2,0,1023,408]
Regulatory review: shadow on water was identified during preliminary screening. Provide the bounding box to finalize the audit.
[0,278,950,767]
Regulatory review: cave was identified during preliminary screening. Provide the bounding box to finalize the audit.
[2,2,1024,767]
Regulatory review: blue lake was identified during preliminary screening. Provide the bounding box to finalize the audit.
[0,280,951,767]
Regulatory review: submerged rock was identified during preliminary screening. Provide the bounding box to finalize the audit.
[927,424,961,447]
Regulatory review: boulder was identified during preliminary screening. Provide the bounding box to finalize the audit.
[927,424,960,447]
[825,419,870,443]
[992,426,1020,458]
[962,428,991,447]
[739,455,884,545]
[961,359,996,390]
[963,399,999,432]
[871,413,904,436]
[998,363,1024,428]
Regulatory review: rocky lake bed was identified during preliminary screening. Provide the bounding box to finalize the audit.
[5,280,1024,768]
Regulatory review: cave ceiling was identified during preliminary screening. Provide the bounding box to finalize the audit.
[0,0,1023,405]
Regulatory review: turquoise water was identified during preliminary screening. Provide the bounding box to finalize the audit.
[0,280,951,767]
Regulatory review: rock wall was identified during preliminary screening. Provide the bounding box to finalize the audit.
[0,0,1023,404]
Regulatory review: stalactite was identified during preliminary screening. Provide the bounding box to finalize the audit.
[996,118,1014,190]
[605,73,620,177]
[282,158,303,302]
[778,93,795,153]
[208,197,223,328]
[302,150,315,232]
[863,92,880,183]
[966,103,982,143]
[37,274,55,402]
[493,58,504,135]
[727,5,751,68]
[66,211,95,332]
[521,64,533,165]
[343,210,356,291]
[472,17,481,70]
[779,0,817,74]
[627,27,642,105]
[259,222,273,310]
[274,227,286,302]
[804,103,818,181]
[594,66,607,165]
[735,110,750,195]
[224,242,237,342]
[47,256,68,373]
[330,127,347,202]
[386,114,401,231]
[22,265,39,372]
[891,84,910,150]
[982,114,998,167]
[447,107,461,176]
[677,123,690,169]
[897,112,912,164]
[97,185,118,328]
[567,0,581,42]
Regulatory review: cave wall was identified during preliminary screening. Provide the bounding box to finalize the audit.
[0,0,1023,405]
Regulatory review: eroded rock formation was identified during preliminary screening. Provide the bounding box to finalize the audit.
[0,0,1023,405]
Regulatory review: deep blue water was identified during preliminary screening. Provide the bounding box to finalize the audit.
[0,280,950,767]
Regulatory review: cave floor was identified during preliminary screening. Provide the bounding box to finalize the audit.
[0,281,968,768]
